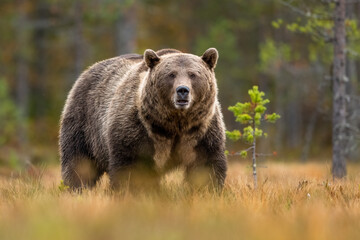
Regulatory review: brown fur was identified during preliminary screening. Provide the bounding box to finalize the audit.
[59,48,227,191]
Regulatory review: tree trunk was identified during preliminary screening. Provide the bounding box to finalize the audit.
[274,70,285,152]
[332,0,347,179]
[301,63,325,162]
[286,81,302,149]
[33,2,48,119]
[15,0,29,146]
[356,2,360,91]
[252,121,257,189]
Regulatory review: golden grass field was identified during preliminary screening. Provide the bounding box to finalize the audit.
[0,161,360,240]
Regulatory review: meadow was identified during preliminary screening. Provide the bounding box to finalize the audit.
[0,161,359,240]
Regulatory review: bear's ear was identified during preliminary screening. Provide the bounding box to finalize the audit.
[144,49,160,68]
[201,48,218,70]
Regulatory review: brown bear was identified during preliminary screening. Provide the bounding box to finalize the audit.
[59,48,227,191]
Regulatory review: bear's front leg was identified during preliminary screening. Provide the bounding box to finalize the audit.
[185,118,227,191]
[185,150,227,191]
[109,157,161,193]
[108,156,134,191]
[107,132,159,193]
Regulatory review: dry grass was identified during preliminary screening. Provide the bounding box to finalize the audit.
[0,161,360,240]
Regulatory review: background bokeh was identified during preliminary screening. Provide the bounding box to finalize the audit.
[1,0,360,168]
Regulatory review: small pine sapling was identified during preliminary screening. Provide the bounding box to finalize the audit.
[226,86,280,188]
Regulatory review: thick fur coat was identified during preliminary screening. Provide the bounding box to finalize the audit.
[59,48,227,190]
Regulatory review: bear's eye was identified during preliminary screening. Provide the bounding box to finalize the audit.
[189,73,196,79]
[168,72,176,78]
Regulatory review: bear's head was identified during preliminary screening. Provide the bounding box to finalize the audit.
[144,48,218,109]
[140,48,219,132]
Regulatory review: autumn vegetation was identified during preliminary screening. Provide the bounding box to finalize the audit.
[1,162,360,240]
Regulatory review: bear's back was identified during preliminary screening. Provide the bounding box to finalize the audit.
[61,54,144,161]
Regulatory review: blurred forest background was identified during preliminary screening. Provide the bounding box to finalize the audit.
[1,0,360,169]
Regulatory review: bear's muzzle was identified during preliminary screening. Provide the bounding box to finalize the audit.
[175,86,190,109]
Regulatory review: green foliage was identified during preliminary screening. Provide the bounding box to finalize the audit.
[272,3,360,63]
[271,19,283,29]
[258,39,291,72]
[226,86,280,144]
[236,113,252,124]
[8,151,22,171]
[346,19,360,39]
[0,78,18,146]
[265,113,281,123]
[242,126,254,143]
[240,150,247,158]
[58,180,69,192]
[347,20,360,59]
[228,103,251,120]
[226,129,241,141]
[254,128,263,138]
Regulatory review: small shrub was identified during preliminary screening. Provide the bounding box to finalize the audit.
[226,86,280,188]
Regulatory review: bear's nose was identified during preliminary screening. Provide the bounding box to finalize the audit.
[176,86,190,99]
